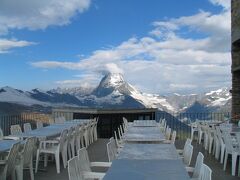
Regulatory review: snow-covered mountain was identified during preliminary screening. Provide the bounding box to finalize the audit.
[167,87,231,113]
[0,74,232,113]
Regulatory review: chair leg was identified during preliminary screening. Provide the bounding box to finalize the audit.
[223,152,228,171]
[29,161,34,180]
[35,150,40,173]
[15,163,23,180]
[220,145,225,164]
[232,153,237,176]
[55,153,60,174]
[44,154,48,167]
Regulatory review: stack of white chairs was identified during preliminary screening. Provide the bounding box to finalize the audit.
[23,123,32,132]
[222,132,240,176]
[35,129,69,174]
[114,131,124,149]
[0,142,21,180]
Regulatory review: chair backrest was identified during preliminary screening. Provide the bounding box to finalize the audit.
[23,123,32,132]
[36,121,43,129]
[55,116,66,124]
[192,152,204,178]
[114,131,120,148]
[77,147,91,172]
[118,127,122,140]
[199,164,212,180]
[165,127,171,140]
[68,156,84,180]
[60,129,68,151]
[236,133,240,147]
[22,137,36,166]
[183,138,192,152]
[0,127,4,140]
[10,124,22,135]
[107,140,116,162]
[170,130,176,144]
[5,142,21,177]
[183,144,193,166]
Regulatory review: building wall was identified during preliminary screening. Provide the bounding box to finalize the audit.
[231,0,240,118]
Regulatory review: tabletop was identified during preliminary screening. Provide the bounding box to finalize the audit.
[0,139,21,153]
[118,143,180,160]
[132,120,158,127]
[103,159,190,180]
[123,126,165,142]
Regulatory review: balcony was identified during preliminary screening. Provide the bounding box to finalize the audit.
[0,110,239,180]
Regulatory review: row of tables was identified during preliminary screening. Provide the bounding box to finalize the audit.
[103,120,190,180]
[0,119,90,154]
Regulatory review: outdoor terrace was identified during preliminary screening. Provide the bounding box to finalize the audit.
[28,138,239,180]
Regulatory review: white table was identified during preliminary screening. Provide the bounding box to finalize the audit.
[118,143,180,160]
[8,120,89,140]
[103,159,190,180]
[123,126,165,142]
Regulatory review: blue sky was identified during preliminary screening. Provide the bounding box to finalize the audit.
[0,0,231,94]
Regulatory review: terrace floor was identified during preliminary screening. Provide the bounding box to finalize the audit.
[22,139,240,180]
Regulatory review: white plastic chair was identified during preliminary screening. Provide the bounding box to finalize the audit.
[223,132,240,176]
[199,164,212,180]
[114,131,124,149]
[78,147,111,171]
[23,123,32,132]
[164,130,176,144]
[0,128,4,140]
[68,156,105,180]
[165,127,171,140]
[190,122,198,141]
[186,152,204,178]
[35,129,68,174]
[197,124,204,144]
[177,138,192,155]
[17,137,37,180]
[10,125,22,135]
[183,144,193,166]
[68,127,76,159]
[93,118,98,141]
[106,138,118,162]
[0,142,21,180]
[36,121,43,129]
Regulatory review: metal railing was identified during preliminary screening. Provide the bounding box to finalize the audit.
[0,113,51,136]
[0,110,233,140]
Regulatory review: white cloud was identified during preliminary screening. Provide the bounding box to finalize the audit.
[31,1,231,94]
[0,38,35,53]
[0,0,91,53]
[0,0,91,34]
